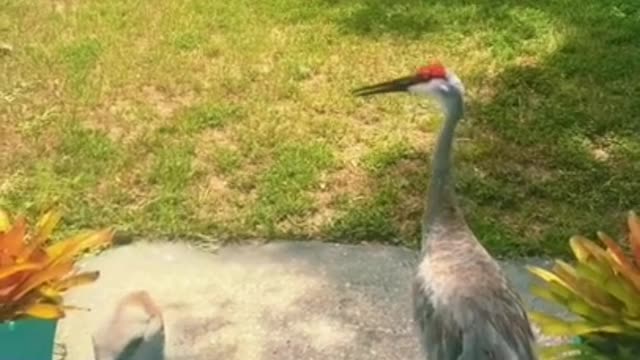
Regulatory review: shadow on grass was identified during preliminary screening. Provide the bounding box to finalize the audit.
[328,149,429,246]
[325,0,640,256]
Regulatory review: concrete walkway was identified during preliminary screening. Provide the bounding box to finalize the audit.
[55,241,566,360]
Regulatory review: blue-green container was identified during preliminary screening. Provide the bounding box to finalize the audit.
[0,317,58,360]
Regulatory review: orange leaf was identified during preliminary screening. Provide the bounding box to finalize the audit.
[0,282,19,299]
[54,271,100,292]
[596,249,640,292]
[0,262,41,281]
[46,228,113,267]
[0,269,31,300]
[628,211,640,264]
[599,231,636,271]
[27,247,50,264]
[9,261,74,302]
[20,303,64,320]
[0,217,27,258]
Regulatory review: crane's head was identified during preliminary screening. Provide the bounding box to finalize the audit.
[352,62,464,101]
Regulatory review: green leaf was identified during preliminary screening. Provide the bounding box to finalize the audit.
[565,299,614,323]
[528,266,572,289]
[529,311,625,337]
[0,209,10,232]
[537,343,582,359]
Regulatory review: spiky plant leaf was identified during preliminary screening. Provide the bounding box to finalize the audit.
[544,277,576,300]
[597,231,640,293]
[37,285,62,304]
[527,312,619,336]
[20,303,64,319]
[45,228,112,266]
[552,260,578,281]
[568,236,589,262]
[532,209,640,358]
[528,266,573,289]
[33,211,61,244]
[621,317,640,328]
[0,263,40,280]
[9,261,74,302]
[628,211,640,264]
[0,209,10,232]
[18,210,62,261]
[538,346,577,359]
[598,231,632,270]
[53,271,100,292]
[604,282,640,316]
[572,265,621,310]
[0,217,26,261]
[0,208,113,322]
[565,299,614,323]
[570,236,602,263]
[531,286,565,305]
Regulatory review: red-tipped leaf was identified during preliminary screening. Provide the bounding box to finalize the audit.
[628,211,640,264]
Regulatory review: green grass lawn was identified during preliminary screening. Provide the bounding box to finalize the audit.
[1,0,639,257]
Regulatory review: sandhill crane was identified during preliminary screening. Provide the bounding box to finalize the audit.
[353,63,538,359]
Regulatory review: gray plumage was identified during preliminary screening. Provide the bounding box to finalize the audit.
[354,64,538,359]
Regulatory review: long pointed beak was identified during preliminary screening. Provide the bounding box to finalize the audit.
[352,75,419,97]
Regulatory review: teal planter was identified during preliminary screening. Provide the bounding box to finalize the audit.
[0,317,58,360]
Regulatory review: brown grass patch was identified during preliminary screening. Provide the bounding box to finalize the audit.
[195,128,240,154]
[190,129,248,226]
[190,173,245,226]
[0,125,27,168]
[141,85,196,119]
[83,84,197,144]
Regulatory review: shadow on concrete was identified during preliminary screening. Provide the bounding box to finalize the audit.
[171,241,420,360]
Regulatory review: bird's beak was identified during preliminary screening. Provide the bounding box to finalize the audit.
[352,75,420,97]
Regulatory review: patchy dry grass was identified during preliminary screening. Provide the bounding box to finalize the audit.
[1,0,639,256]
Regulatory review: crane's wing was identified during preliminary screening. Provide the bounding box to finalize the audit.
[413,279,462,360]
[457,287,537,360]
[413,280,537,360]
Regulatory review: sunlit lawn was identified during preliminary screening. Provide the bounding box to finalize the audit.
[1,0,639,256]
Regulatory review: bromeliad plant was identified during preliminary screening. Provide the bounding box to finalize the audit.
[528,211,640,359]
[0,208,113,322]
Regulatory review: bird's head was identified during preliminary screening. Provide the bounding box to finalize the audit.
[352,62,464,102]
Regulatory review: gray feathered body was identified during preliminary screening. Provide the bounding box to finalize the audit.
[409,71,538,359]
[413,219,537,359]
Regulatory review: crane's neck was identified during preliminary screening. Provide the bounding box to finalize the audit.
[422,89,465,248]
